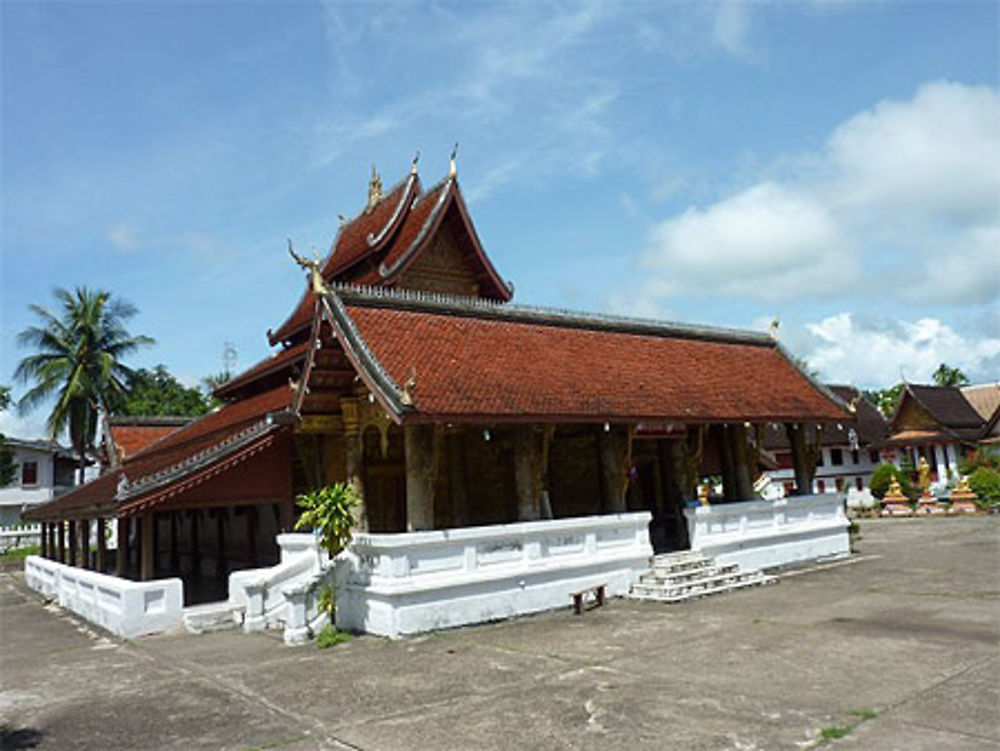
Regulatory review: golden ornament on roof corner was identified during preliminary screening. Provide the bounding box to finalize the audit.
[287,239,329,296]
[449,142,458,179]
[368,164,383,209]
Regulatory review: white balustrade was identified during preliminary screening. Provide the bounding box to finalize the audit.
[24,555,182,638]
[684,494,849,571]
[335,512,653,639]
[0,525,41,552]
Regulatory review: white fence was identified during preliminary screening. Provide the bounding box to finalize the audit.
[24,556,183,638]
[684,494,850,571]
[227,533,329,642]
[335,512,653,639]
[1,525,41,553]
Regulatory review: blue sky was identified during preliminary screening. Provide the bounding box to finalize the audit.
[2,1,998,439]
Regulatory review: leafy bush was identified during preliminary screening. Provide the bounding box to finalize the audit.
[294,483,359,556]
[968,467,1000,509]
[315,623,352,649]
[959,447,1000,476]
[869,463,912,500]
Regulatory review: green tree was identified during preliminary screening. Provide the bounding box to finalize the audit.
[863,384,904,417]
[967,467,1000,509]
[932,363,970,387]
[0,386,17,487]
[15,287,154,482]
[114,365,212,417]
[869,463,913,500]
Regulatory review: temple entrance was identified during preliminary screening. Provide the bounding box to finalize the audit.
[363,425,406,532]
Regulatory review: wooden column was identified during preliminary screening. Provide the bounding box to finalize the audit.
[190,510,201,577]
[341,400,368,533]
[116,517,129,577]
[448,432,469,527]
[78,519,90,569]
[729,424,753,501]
[169,512,180,573]
[404,424,442,531]
[57,521,66,563]
[513,426,538,521]
[67,519,78,568]
[247,506,258,567]
[39,522,48,558]
[714,425,736,501]
[785,423,812,495]
[215,509,226,580]
[140,513,154,581]
[96,518,107,572]
[598,425,629,513]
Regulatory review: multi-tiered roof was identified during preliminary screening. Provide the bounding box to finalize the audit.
[27,158,849,524]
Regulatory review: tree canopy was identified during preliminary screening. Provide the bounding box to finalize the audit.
[15,287,154,480]
[932,363,970,387]
[114,365,214,417]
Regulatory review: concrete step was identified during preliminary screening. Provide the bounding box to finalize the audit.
[632,574,777,604]
[182,600,245,634]
[639,563,740,585]
[631,551,778,605]
[632,570,771,600]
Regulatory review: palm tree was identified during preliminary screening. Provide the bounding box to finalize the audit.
[14,287,154,482]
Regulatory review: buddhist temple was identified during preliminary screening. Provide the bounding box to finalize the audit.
[24,157,854,639]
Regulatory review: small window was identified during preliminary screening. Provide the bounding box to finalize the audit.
[783,481,795,496]
[851,449,860,465]
[816,479,826,493]
[816,451,824,467]
[830,449,844,466]
[855,477,863,491]
[869,450,880,464]
[21,461,38,486]
[835,477,845,492]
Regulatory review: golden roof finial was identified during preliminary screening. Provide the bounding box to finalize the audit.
[449,142,458,179]
[768,316,780,340]
[367,164,383,210]
[411,150,420,176]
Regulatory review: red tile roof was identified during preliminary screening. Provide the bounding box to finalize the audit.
[110,425,183,459]
[25,385,295,521]
[337,294,848,423]
[269,173,510,346]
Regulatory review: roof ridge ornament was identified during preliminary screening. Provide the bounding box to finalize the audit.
[768,316,780,340]
[411,150,420,175]
[288,239,330,296]
[368,164,383,210]
[449,142,458,179]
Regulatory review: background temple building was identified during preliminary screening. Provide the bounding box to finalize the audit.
[25,158,853,637]
[764,385,890,496]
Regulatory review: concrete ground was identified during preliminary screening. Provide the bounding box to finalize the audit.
[1,517,997,751]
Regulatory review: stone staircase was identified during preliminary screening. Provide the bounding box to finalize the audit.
[182,600,245,634]
[630,551,777,604]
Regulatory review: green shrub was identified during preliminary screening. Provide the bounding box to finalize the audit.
[959,447,1000,476]
[869,463,912,500]
[315,623,352,649]
[294,483,359,557]
[968,467,1000,509]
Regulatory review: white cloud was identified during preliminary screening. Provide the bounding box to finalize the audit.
[107,222,139,253]
[635,81,1000,307]
[712,1,754,59]
[0,408,51,442]
[801,312,1000,387]
[640,182,853,300]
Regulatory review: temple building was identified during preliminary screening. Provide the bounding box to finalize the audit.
[764,385,890,496]
[24,157,853,639]
[882,383,993,484]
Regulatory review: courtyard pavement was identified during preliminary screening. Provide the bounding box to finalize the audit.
[1,517,998,750]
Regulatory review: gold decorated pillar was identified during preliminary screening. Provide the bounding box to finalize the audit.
[341,398,368,533]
